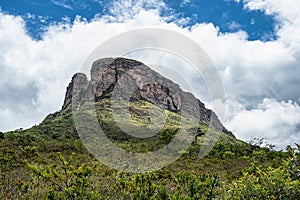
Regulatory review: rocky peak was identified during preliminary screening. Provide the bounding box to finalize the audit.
[61,57,234,138]
[63,57,183,112]
[62,73,88,111]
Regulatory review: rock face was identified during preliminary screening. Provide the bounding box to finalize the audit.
[62,57,235,138]
[62,73,88,111]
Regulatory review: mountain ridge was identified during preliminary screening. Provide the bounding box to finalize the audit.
[59,57,234,138]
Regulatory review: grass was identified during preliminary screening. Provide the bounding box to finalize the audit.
[0,98,297,199]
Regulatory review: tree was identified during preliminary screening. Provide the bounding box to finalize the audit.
[0,132,4,139]
[159,128,178,146]
[226,144,300,200]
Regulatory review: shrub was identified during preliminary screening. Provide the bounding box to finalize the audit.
[25,152,98,200]
[0,132,4,139]
[226,144,300,200]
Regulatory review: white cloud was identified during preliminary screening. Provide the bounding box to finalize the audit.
[242,0,300,48]
[228,21,241,30]
[106,0,167,22]
[51,0,74,10]
[50,0,90,10]
[225,98,300,150]
[0,0,299,148]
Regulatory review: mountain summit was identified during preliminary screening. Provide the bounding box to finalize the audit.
[60,57,234,138]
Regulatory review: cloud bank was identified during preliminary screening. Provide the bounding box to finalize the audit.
[0,0,299,149]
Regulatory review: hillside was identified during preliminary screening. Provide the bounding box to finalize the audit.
[0,57,299,199]
[60,57,234,136]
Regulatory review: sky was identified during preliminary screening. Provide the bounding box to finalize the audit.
[0,0,299,149]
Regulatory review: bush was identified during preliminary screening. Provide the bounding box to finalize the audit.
[111,171,220,199]
[226,144,300,200]
[0,132,4,139]
[25,152,98,200]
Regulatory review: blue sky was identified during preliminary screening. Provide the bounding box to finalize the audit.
[0,0,300,149]
[1,0,277,41]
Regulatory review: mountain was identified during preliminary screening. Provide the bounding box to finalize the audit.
[4,58,294,199]
[55,57,234,141]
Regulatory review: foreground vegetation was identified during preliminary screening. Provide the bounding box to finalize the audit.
[1,99,299,199]
[1,128,299,199]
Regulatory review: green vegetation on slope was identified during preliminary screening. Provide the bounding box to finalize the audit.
[0,98,299,199]
[1,127,298,199]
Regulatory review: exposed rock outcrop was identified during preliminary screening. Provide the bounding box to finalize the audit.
[62,57,235,138]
